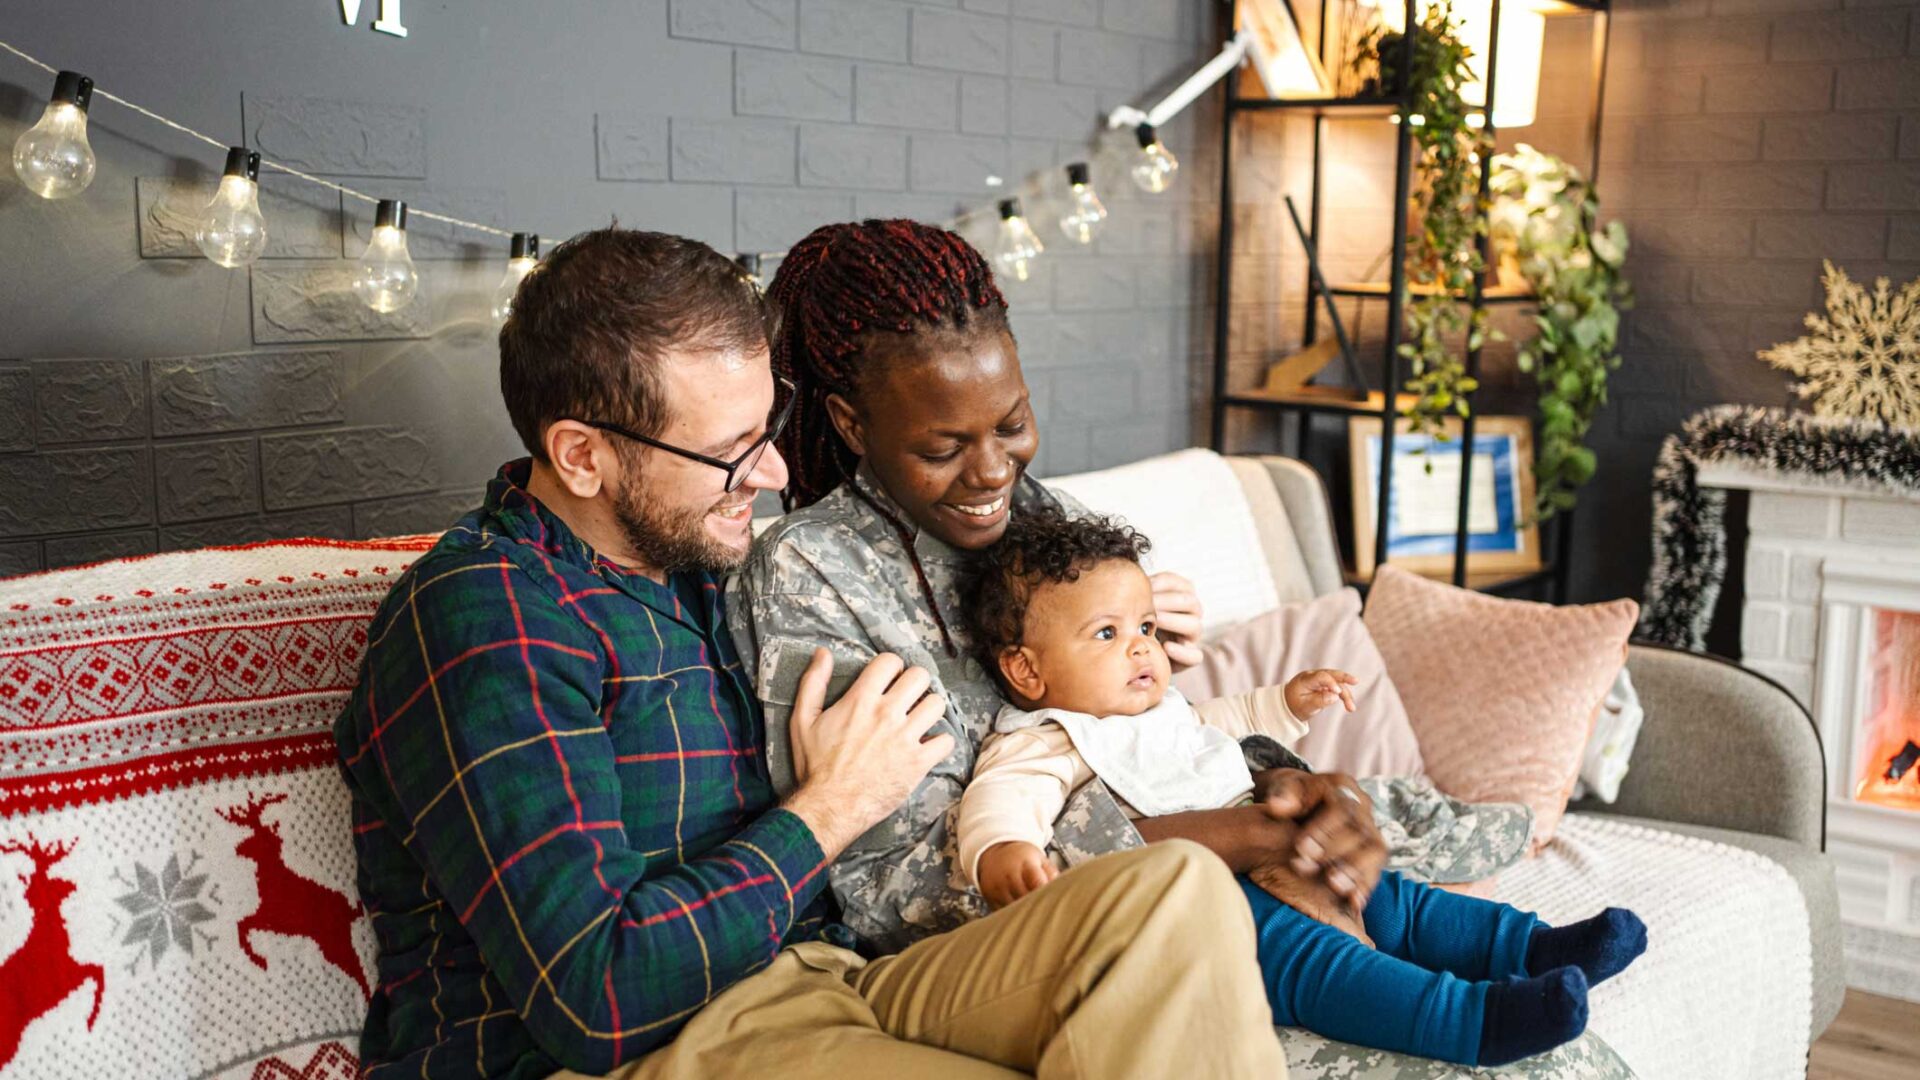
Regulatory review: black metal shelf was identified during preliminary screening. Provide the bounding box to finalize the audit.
[1209,0,1612,600]
[1229,94,1400,114]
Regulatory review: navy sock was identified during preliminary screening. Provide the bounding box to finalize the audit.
[1526,907,1647,986]
[1477,966,1590,1067]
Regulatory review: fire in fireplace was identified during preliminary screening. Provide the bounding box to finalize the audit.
[1855,608,1920,812]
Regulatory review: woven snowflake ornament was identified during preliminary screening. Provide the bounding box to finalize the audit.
[1758,260,1920,430]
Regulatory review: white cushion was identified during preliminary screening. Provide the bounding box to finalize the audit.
[1046,449,1281,640]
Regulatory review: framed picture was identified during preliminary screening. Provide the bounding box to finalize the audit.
[1238,0,1331,99]
[1348,415,1541,577]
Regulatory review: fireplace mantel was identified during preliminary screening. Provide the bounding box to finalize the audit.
[1703,462,1920,1002]
[1698,462,1920,504]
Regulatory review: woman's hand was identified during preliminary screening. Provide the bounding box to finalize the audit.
[975,841,1056,909]
[1149,571,1205,670]
[1258,770,1386,914]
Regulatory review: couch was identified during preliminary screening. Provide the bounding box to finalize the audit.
[0,450,1839,1079]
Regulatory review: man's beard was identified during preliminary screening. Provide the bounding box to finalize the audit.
[609,473,751,575]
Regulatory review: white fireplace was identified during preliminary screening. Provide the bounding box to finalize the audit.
[1704,462,1920,1003]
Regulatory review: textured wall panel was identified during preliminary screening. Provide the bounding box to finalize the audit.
[260,426,441,510]
[136,176,341,259]
[596,113,672,181]
[671,118,798,184]
[0,367,32,452]
[150,351,345,437]
[31,359,148,444]
[155,438,261,524]
[669,0,797,48]
[0,448,153,538]
[736,190,856,252]
[244,94,427,178]
[250,264,434,343]
[343,185,509,260]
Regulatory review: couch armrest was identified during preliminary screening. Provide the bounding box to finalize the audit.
[1240,455,1346,598]
[1572,643,1826,851]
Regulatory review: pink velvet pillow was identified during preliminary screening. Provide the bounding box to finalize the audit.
[1173,588,1426,778]
[1362,565,1638,852]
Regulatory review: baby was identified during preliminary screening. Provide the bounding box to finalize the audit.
[955,511,1647,1067]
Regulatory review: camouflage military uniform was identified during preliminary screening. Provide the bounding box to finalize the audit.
[727,467,1144,955]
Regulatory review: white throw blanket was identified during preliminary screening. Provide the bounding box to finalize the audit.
[1496,813,1813,1080]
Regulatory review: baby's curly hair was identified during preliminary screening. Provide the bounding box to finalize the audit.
[960,510,1152,682]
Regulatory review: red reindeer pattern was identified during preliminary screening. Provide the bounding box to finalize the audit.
[0,836,105,1072]
[219,793,370,999]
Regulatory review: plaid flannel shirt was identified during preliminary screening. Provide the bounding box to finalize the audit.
[334,460,832,1079]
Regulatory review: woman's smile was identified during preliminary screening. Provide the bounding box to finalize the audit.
[939,492,1010,529]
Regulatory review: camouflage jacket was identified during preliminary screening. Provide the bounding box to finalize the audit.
[726,467,1145,955]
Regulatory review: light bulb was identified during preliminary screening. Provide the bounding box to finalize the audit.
[734,252,765,290]
[353,199,419,314]
[492,233,540,322]
[12,71,96,200]
[195,147,268,268]
[994,198,1044,283]
[1130,123,1178,195]
[1057,162,1107,245]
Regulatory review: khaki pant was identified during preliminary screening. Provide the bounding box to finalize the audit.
[555,840,1285,1079]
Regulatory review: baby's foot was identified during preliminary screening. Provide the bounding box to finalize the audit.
[1527,907,1647,986]
[1477,966,1589,1066]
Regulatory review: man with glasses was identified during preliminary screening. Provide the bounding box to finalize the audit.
[334,228,1285,1080]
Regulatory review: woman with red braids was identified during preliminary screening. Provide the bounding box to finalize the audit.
[727,218,1386,958]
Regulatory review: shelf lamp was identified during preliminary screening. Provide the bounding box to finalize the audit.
[1377,0,1547,130]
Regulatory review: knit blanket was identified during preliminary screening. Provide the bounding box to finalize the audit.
[1498,813,1813,1079]
[1638,405,1920,649]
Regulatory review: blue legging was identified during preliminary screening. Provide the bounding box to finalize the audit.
[1240,870,1539,1065]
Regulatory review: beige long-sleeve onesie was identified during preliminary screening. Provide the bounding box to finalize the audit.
[957,685,1309,888]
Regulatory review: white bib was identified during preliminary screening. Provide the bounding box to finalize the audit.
[993,688,1254,817]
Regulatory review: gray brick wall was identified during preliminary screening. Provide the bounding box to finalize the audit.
[0,0,1216,575]
[1227,0,1920,605]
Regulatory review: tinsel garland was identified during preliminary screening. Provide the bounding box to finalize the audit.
[1638,405,1920,650]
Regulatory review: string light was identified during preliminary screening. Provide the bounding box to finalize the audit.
[1130,123,1178,194]
[353,199,418,314]
[195,147,267,268]
[12,69,96,199]
[491,232,539,322]
[994,198,1044,283]
[734,252,765,290]
[0,36,1216,305]
[1057,162,1107,245]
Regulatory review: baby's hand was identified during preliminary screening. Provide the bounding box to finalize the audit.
[1285,669,1358,720]
[976,841,1057,909]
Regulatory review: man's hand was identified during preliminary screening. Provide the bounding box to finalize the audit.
[1150,571,1205,670]
[975,841,1056,909]
[1259,770,1386,914]
[782,650,954,858]
[1246,861,1374,947]
[1284,669,1358,720]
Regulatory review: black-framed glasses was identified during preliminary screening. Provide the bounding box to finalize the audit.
[574,377,796,494]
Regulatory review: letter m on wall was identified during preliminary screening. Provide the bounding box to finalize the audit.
[340,0,409,38]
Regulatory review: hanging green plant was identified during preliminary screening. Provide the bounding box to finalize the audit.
[1359,1,1495,441]
[1489,144,1633,520]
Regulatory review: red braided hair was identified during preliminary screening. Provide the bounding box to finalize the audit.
[767,218,1009,512]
